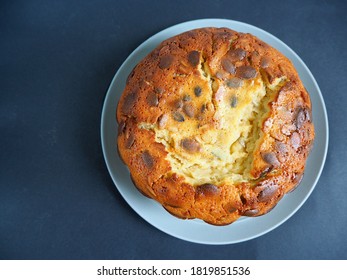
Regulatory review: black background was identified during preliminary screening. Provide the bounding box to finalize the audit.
[1,0,346,259]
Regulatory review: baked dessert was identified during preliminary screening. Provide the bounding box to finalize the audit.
[116,27,314,225]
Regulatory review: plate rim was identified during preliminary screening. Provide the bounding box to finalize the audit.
[100,18,329,245]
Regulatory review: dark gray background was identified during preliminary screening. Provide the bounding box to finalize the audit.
[1,0,346,259]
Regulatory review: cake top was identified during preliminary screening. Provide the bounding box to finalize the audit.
[118,27,312,184]
[117,27,314,225]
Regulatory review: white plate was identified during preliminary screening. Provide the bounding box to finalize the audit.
[101,19,329,245]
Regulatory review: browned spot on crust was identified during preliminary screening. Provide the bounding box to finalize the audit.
[221,57,236,74]
[194,86,202,97]
[183,103,195,117]
[224,203,237,213]
[227,48,246,61]
[261,152,280,167]
[260,56,271,68]
[158,113,169,128]
[243,209,259,216]
[196,184,220,197]
[121,91,137,115]
[295,107,310,129]
[118,120,126,135]
[236,65,257,79]
[181,138,200,153]
[290,132,301,150]
[256,183,279,202]
[173,111,185,122]
[159,55,174,69]
[146,92,159,107]
[188,50,200,67]
[125,131,135,149]
[141,150,154,168]
[226,77,243,88]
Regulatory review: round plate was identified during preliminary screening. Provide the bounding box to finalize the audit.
[101,19,329,245]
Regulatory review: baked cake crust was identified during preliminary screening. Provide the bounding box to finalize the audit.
[116,27,314,225]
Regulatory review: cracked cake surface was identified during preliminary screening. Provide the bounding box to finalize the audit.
[116,27,314,225]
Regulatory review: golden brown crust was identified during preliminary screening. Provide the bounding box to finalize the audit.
[116,27,314,225]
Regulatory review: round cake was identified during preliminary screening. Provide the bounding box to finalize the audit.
[116,27,314,225]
